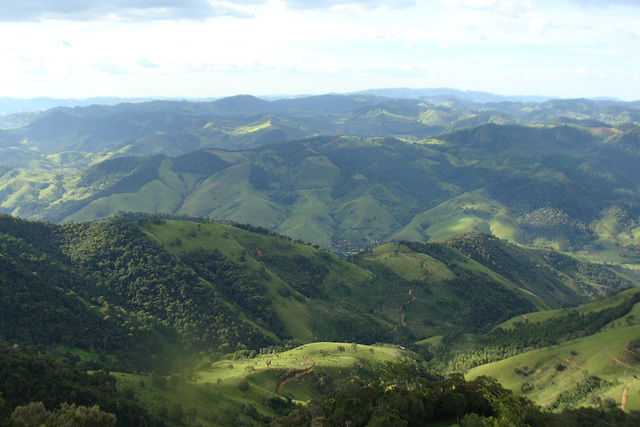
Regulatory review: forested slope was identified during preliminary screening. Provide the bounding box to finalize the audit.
[1,214,639,424]
[1,214,635,372]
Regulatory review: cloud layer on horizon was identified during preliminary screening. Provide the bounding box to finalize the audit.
[0,0,424,23]
[0,0,263,22]
[282,0,416,10]
[2,0,639,23]
[0,0,638,100]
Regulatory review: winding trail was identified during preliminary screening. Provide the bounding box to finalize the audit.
[418,269,432,281]
[346,257,429,334]
[622,379,636,411]
[625,342,640,358]
[602,344,639,410]
[278,367,313,395]
[604,345,636,371]
[610,354,634,370]
[390,289,416,332]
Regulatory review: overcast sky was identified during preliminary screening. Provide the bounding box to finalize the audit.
[1,0,639,100]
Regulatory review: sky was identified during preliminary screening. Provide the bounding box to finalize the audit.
[1,0,639,101]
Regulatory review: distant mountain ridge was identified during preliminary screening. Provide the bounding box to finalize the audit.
[1,93,637,158]
[351,87,562,103]
[0,95,164,116]
[0,87,628,116]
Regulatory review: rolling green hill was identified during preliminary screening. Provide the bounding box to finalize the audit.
[1,215,633,365]
[1,214,640,424]
[0,95,639,260]
[464,288,640,412]
[1,122,638,261]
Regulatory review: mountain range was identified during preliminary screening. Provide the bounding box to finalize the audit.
[0,87,569,116]
[0,93,639,262]
[2,89,640,424]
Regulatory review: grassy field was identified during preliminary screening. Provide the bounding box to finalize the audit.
[467,324,640,411]
[467,291,640,412]
[367,243,456,282]
[497,288,640,330]
[391,189,522,244]
[113,342,405,426]
[199,342,402,400]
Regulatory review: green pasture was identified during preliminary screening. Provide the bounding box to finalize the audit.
[114,342,404,425]
[391,189,521,244]
[497,288,640,330]
[467,324,640,411]
[368,243,455,282]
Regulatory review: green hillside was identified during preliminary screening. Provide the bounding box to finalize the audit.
[107,342,409,425]
[1,216,634,358]
[1,122,639,261]
[2,214,634,363]
[465,288,640,411]
[0,96,639,261]
[1,214,640,424]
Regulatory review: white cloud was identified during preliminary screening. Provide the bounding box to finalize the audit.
[135,58,161,69]
[0,0,262,22]
[56,38,73,47]
[283,0,416,11]
[572,0,640,7]
[442,0,532,17]
[95,57,130,75]
[0,0,639,100]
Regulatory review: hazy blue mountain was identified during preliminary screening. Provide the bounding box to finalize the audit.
[352,87,560,103]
